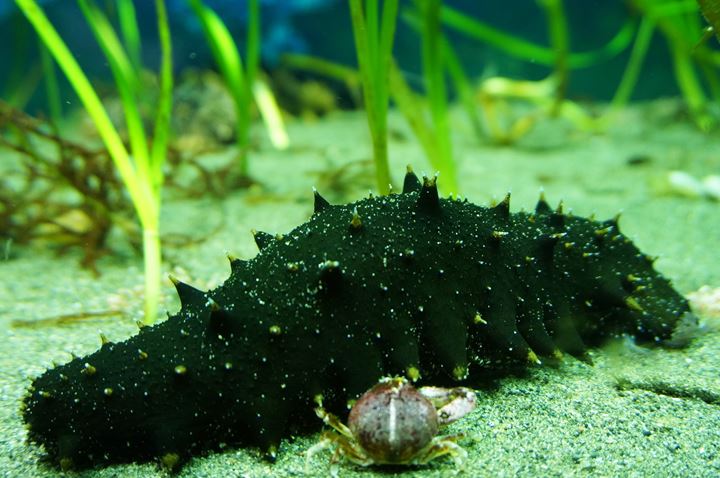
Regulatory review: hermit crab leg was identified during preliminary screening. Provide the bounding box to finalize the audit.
[416,436,468,469]
[314,406,355,440]
[305,433,334,472]
[331,434,373,467]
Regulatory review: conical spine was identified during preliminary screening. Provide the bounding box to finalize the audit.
[226,253,247,275]
[535,191,552,214]
[312,187,331,214]
[169,275,206,309]
[416,174,440,212]
[252,229,274,251]
[208,297,235,333]
[493,193,511,219]
[402,165,421,194]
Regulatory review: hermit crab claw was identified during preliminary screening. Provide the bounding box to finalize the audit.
[418,386,477,426]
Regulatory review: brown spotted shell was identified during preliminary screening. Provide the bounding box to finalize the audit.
[348,378,438,464]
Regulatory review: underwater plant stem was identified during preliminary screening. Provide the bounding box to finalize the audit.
[79,0,165,322]
[282,53,359,84]
[142,226,161,326]
[280,53,363,106]
[440,4,635,69]
[442,38,484,141]
[38,39,62,132]
[189,0,251,175]
[388,60,441,169]
[150,0,173,192]
[419,0,457,195]
[233,0,260,173]
[5,20,40,109]
[539,0,569,114]
[610,17,654,111]
[78,0,151,185]
[669,41,711,130]
[117,0,142,72]
[627,0,713,129]
[238,0,260,169]
[246,0,260,99]
[15,0,166,323]
[400,9,482,142]
[655,4,712,129]
[253,77,289,149]
[14,0,153,220]
[349,0,382,192]
[349,0,398,195]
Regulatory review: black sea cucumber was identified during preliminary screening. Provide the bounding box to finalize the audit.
[22,167,696,470]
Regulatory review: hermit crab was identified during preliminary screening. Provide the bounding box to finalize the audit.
[305,376,477,475]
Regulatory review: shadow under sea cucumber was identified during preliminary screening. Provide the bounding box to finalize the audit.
[21,166,697,470]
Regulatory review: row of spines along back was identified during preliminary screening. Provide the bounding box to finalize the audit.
[172,164,652,360]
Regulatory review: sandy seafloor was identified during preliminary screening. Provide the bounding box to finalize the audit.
[1,100,720,478]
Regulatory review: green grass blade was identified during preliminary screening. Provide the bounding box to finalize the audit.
[399,5,481,140]
[39,38,62,131]
[628,0,713,129]
[118,0,142,72]
[610,17,655,110]
[349,0,380,190]
[377,0,399,118]
[78,0,150,175]
[189,0,251,174]
[441,4,635,69]
[419,0,457,195]
[669,41,711,129]
[16,0,162,323]
[253,77,289,149]
[366,0,379,83]
[539,0,570,110]
[5,20,39,108]
[282,53,360,83]
[441,38,484,140]
[246,0,260,90]
[388,60,440,169]
[349,0,396,195]
[150,0,173,192]
[349,0,374,124]
[14,0,149,218]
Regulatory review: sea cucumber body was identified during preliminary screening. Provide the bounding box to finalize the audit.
[22,170,693,469]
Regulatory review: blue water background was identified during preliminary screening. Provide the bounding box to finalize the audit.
[1,0,684,112]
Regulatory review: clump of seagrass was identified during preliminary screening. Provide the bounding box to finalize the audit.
[0,101,243,274]
[0,101,135,272]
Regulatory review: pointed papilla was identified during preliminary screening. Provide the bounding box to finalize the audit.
[493,193,511,219]
[227,253,247,275]
[312,187,331,214]
[99,333,113,349]
[547,200,566,228]
[208,298,235,333]
[417,174,440,212]
[252,229,274,251]
[169,275,206,309]
[535,191,552,214]
[402,165,421,194]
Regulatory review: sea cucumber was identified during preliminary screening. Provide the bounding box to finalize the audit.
[22,166,696,470]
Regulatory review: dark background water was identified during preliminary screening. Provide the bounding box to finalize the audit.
[0,0,695,114]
